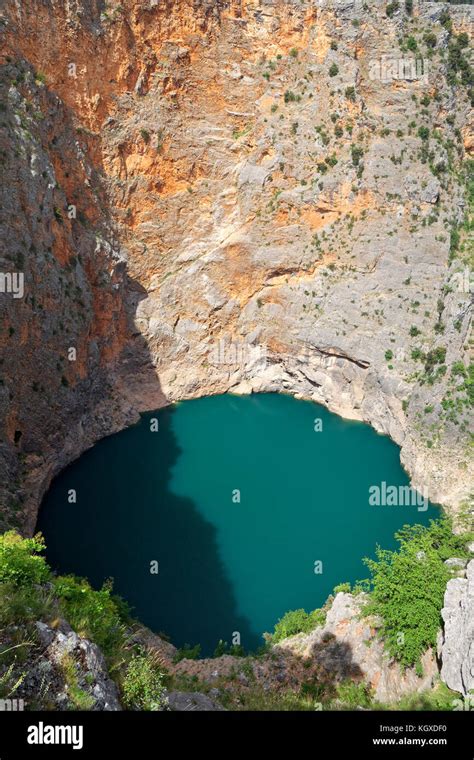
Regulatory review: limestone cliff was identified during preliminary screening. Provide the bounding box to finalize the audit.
[0,0,472,531]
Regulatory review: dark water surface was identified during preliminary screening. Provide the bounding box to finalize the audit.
[37,393,437,656]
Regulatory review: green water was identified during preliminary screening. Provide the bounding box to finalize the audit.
[37,393,437,656]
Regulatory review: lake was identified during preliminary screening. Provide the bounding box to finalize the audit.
[37,393,438,656]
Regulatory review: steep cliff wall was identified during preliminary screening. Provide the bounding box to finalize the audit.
[0,0,472,531]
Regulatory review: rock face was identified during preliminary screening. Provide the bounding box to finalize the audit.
[439,559,474,697]
[0,0,472,531]
[274,592,438,703]
[15,620,121,711]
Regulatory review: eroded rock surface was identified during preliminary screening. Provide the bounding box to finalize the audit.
[0,0,472,530]
[9,620,121,711]
[439,559,474,696]
[274,592,438,703]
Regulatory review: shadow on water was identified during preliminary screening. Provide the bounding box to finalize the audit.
[36,405,260,656]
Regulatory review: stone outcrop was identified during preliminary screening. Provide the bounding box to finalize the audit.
[13,620,121,711]
[274,592,438,703]
[439,559,474,697]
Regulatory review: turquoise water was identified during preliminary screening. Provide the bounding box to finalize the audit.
[37,393,438,656]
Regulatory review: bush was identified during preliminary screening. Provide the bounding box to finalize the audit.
[53,575,127,660]
[173,643,201,662]
[363,519,471,669]
[122,653,167,710]
[213,640,245,657]
[423,32,437,49]
[272,608,325,643]
[0,581,52,628]
[0,532,50,586]
[386,2,399,18]
[351,145,364,167]
[329,64,339,77]
[333,582,351,594]
[337,681,373,708]
[424,346,446,374]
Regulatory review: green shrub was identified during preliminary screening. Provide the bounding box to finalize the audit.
[351,145,364,167]
[329,64,339,77]
[333,582,352,594]
[60,654,95,710]
[213,640,245,657]
[423,32,437,49]
[0,581,52,629]
[53,575,127,660]
[337,681,373,708]
[424,346,446,374]
[122,653,167,710]
[272,608,325,643]
[173,643,201,662]
[0,532,50,586]
[386,1,399,18]
[363,519,471,669]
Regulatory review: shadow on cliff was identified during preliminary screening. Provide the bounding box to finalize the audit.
[258,633,367,707]
[37,403,261,656]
